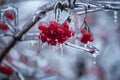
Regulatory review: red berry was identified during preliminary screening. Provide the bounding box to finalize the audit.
[80,29,94,44]
[89,36,94,42]
[58,38,64,44]
[38,25,47,31]
[40,34,47,43]
[5,11,14,21]
[0,23,8,30]
[62,21,69,30]
[80,36,88,44]
[71,31,75,36]
[47,30,55,39]
[58,36,67,44]
[48,21,58,30]
[80,29,87,34]
[0,65,13,76]
[57,27,64,34]
[65,30,72,37]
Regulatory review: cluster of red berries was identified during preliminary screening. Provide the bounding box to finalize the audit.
[80,29,94,44]
[38,21,74,45]
[0,65,14,76]
[0,22,8,31]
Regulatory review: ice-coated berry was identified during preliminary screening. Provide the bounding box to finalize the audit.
[5,11,14,21]
[0,22,8,31]
[0,65,13,76]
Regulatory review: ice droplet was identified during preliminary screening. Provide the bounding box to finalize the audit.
[113,11,118,23]
[92,48,100,64]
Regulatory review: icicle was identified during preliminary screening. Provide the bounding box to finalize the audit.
[60,44,64,56]
[92,47,100,64]
[113,10,118,23]
[83,44,87,49]
[52,43,58,52]
[0,11,4,21]
[92,53,97,64]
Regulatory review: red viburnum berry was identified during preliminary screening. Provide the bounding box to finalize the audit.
[38,21,74,45]
[62,21,69,30]
[0,22,9,31]
[0,65,14,76]
[48,21,58,30]
[4,11,14,21]
[38,25,46,31]
[80,29,94,44]
[39,33,47,43]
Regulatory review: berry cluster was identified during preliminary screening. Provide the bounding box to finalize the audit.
[38,21,74,45]
[4,11,14,21]
[0,22,8,31]
[80,29,94,44]
[0,65,13,76]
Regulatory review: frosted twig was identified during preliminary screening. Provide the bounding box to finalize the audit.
[65,43,100,54]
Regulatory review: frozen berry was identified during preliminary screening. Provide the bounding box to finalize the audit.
[48,21,58,30]
[57,27,64,34]
[80,29,94,44]
[38,25,47,31]
[5,11,14,21]
[0,65,13,76]
[39,34,47,43]
[0,22,8,31]
[62,21,69,30]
